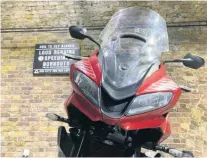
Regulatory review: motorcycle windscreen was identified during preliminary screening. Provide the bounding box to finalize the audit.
[99,7,169,100]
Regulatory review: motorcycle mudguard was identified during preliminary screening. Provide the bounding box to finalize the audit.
[57,126,77,157]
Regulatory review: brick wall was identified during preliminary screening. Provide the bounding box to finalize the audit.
[1,1,207,157]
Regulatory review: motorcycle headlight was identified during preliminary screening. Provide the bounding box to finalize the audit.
[126,92,173,116]
[73,71,99,107]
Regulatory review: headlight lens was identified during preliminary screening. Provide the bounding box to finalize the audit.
[126,92,173,116]
[73,71,99,107]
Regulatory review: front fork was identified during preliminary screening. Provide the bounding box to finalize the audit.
[47,113,194,157]
[57,126,89,157]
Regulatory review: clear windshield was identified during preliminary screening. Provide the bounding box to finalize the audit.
[100,7,169,92]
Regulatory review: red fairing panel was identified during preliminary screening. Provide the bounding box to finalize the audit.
[65,53,180,142]
[136,64,179,94]
[157,113,171,143]
[71,50,102,86]
[64,90,102,121]
[65,50,102,121]
[71,92,102,121]
[64,92,73,116]
[117,64,181,132]
[102,114,120,126]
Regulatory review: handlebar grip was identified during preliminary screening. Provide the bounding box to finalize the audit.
[182,151,194,157]
[168,149,183,157]
[169,149,194,157]
[155,146,194,157]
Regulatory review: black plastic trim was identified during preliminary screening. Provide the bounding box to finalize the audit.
[100,87,133,118]
[58,126,76,157]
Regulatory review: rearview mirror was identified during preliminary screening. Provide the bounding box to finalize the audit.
[183,53,205,69]
[69,25,100,47]
[69,26,87,40]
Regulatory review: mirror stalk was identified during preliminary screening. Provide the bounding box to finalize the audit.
[86,35,100,47]
[62,53,87,61]
[163,58,192,64]
[69,25,100,47]
[163,53,205,69]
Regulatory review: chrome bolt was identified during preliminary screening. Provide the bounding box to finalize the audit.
[128,143,132,147]
[89,130,93,135]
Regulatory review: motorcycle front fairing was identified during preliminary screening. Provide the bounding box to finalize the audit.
[65,7,181,144]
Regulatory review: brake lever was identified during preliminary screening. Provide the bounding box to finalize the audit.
[179,85,192,92]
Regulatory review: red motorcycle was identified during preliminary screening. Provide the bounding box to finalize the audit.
[46,7,205,157]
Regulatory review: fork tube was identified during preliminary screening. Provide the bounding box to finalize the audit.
[76,131,87,157]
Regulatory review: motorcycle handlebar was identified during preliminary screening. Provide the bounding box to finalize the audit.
[179,85,192,92]
[168,149,194,157]
[155,146,194,157]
